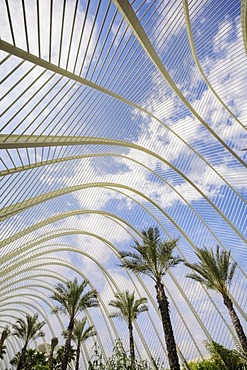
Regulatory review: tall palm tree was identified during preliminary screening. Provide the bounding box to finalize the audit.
[51,277,98,370]
[48,337,59,369]
[120,227,182,370]
[72,317,96,370]
[109,290,148,369]
[12,313,45,370]
[0,326,11,360]
[185,245,247,353]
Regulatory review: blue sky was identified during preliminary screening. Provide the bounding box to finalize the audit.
[0,0,247,365]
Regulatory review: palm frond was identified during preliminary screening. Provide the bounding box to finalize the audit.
[51,278,99,322]
[185,272,212,288]
[12,314,45,346]
[72,318,96,345]
[228,261,237,284]
[120,228,182,282]
[109,290,148,322]
[186,246,238,294]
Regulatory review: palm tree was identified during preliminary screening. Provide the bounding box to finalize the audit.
[185,245,247,353]
[0,326,11,360]
[12,313,45,370]
[120,227,182,370]
[109,290,148,369]
[72,317,96,370]
[51,277,98,370]
[48,337,59,369]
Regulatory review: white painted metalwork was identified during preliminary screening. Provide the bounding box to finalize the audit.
[0,0,246,367]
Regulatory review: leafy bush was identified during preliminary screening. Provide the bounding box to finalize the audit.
[88,340,168,370]
[10,349,48,369]
[186,341,246,370]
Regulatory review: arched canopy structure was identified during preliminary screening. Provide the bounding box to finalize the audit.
[0,0,246,367]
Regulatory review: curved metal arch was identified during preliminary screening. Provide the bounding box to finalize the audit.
[0,292,58,338]
[0,252,142,354]
[0,152,121,176]
[0,282,108,363]
[27,232,247,327]
[2,181,245,332]
[182,0,246,130]
[0,271,109,362]
[1,1,246,362]
[7,237,207,359]
[0,210,136,249]
[112,0,246,166]
[2,191,245,334]
[3,136,244,231]
[1,135,245,209]
[0,277,66,333]
[1,179,244,245]
[0,301,60,362]
[2,37,245,169]
[0,271,70,295]
[0,238,200,362]
[1,230,233,355]
[0,266,113,362]
[2,169,245,279]
[0,299,55,338]
[242,0,247,57]
[1,246,172,362]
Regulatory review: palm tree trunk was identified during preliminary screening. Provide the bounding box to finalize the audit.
[48,338,58,369]
[17,344,27,370]
[75,344,80,370]
[128,318,135,369]
[0,337,5,359]
[61,318,74,370]
[155,281,180,370]
[223,294,247,353]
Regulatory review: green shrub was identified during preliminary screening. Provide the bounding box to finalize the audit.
[88,340,168,370]
[186,341,246,370]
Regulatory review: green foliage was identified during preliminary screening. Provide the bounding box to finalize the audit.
[120,227,182,284]
[0,347,6,361]
[120,227,181,370]
[187,359,218,370]
[109,290,148,366]
[233,347,247,367]
[186,341,246,370]
[106,340,131,370]
[51,277,99,318]
[10,343,76,370]
[88,340,168,370]
[10,349,48,369]
[205,341,246,370]
[109,291,148,322]
[51,278,98,370]
[185,247,247,353]
[12,314,46,347]
[52,345,76,370]
[88,342,105,370]
[185,245,236,295]
[11,314,46,370]
[72,317,96,346]
[0,326,11,360]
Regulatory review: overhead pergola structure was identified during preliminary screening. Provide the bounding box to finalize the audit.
[0,0,246,367]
